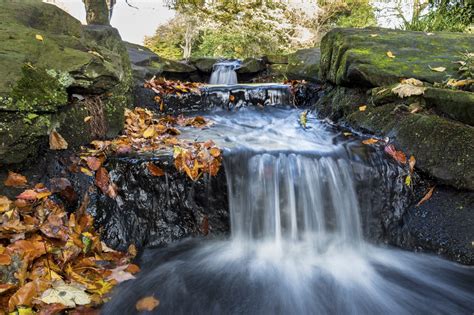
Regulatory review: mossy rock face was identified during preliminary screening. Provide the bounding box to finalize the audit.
[423,88,474,126]
[286,48,320,82]
[315,86,474,190]
[0,1,132,165]
[264,55,288,64]
[237,58,266,74]
[320,27,474,87]
[189,57,220,73]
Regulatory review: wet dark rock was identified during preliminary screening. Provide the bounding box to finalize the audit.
[90,154,229,251]
[395,186,474,265]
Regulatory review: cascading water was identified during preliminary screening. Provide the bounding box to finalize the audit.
[104,108,474,314]
[209,60,240,84]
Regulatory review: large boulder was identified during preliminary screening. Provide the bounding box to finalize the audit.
[320,27,474,87]
[0,0,132,165]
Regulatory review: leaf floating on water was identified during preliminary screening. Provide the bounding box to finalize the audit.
[136,296,160,311]
[416,186,435,207]
[229,95,235,102]
[362,138,378,145]
[386,51,395,58]
[299,111,308,128]
[106,265,136,283]
[147,163,165,177]
[409,155,416,173]
[4,171,28,187]
[49,131,68,150]
[429,66,446,72]
[384,144,407,164]
[358,105,367,111]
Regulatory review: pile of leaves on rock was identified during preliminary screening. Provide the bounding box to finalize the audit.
[0,172,139,314]
[78,107,221,182]
[144,77,202,111]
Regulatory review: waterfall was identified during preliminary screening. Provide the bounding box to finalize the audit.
[103,108,474,315]
[209,60,240,85]
[225,153,362,249]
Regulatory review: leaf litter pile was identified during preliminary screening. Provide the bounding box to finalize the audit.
[0,175,139,314]
[1,107,222,313]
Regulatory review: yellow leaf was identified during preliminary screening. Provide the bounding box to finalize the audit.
[386,51,395,58]
[84,116,92,123]
[369,34,379,37]
[80,167,93,177]
[430,66,446,72]
[392,83,426,98]
[49,131,68,150]
[401,78,423,86]
[343,132,352,136]
[359,105,367,111]
[35,34,43,41]
[143,126,155,138]
[405,175,411,186]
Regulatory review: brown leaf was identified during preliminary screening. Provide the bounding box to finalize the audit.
[358,105,367,111]
[136,296,160,311]
[4,171,28,187]
[86,157,102,171]
[49,131,68,150]
[409,155,416,174]
[384,144,407,164]
[416,186,435,207]
[209,148,221,158]
[147,163,165,177]
[95,168,110,195]
[37,303,67,315]
[0,196,12,213]
[128,244,137,257]
[16,189,38,200]
[0,253,11,265]
[8,279,49,311]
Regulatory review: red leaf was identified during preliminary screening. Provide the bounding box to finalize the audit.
[95,167,110,194]
[147,163,165,177]
[384,144,407,164]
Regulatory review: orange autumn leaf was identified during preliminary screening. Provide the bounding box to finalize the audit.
[409,155,416,173]
[362,138,378,145]
[86,156,102,171]
[416,186,435,207]
[136,296,160,311]
[384,144,407,164]
[16,189,38,200]
[0,253,11,265]
[95,168,110,194]
[4,171,28,187]
[8,279,49,311]
[147,163,165,177]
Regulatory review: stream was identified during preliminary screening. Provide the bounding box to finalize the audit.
[103,107,474,314]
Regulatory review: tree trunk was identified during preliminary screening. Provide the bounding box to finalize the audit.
[83,0,110,25]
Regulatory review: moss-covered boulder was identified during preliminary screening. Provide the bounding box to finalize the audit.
[286,48,320,82]
[0,0,132,165]
[315,85,474,190]
[320,27,474,87]
[237,58,265,74]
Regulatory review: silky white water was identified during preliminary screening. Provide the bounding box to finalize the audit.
[209,60,240,84]
[104,108,474,315]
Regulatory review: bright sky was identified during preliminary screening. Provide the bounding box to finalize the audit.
[44,0,175,44]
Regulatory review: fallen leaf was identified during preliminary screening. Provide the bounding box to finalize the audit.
[143,126,155,138]
[4,171,28,187]
[136,296,160,311]
[426,32,434,36]
[86,157,102,171]
[80,167,93,177]
[416,186,435,207]
[8,279,49,311]
[49,131,68,150]
[16,189,38,200]
[229,95,235,102]
[0,195,12,212]
[95,168,110,195]
[147,163,165,176]
[84,116,92,123]
[405,175,411,187]
[386,51,395,58]
[369,34,379,37]
[106,265,136,283]
[392,83,426,98]
[343,132,352,136]
[299,111,308,128]
[40,282,91,308]
[362,138,378,145]
[358,105,367,111]
[384,144,407,164]
[128,244,137,257]
[409,155,416,173]
[429,66,446,72]
[0,253,11,265]
[35,34,44,41]
[401,78,423,86]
